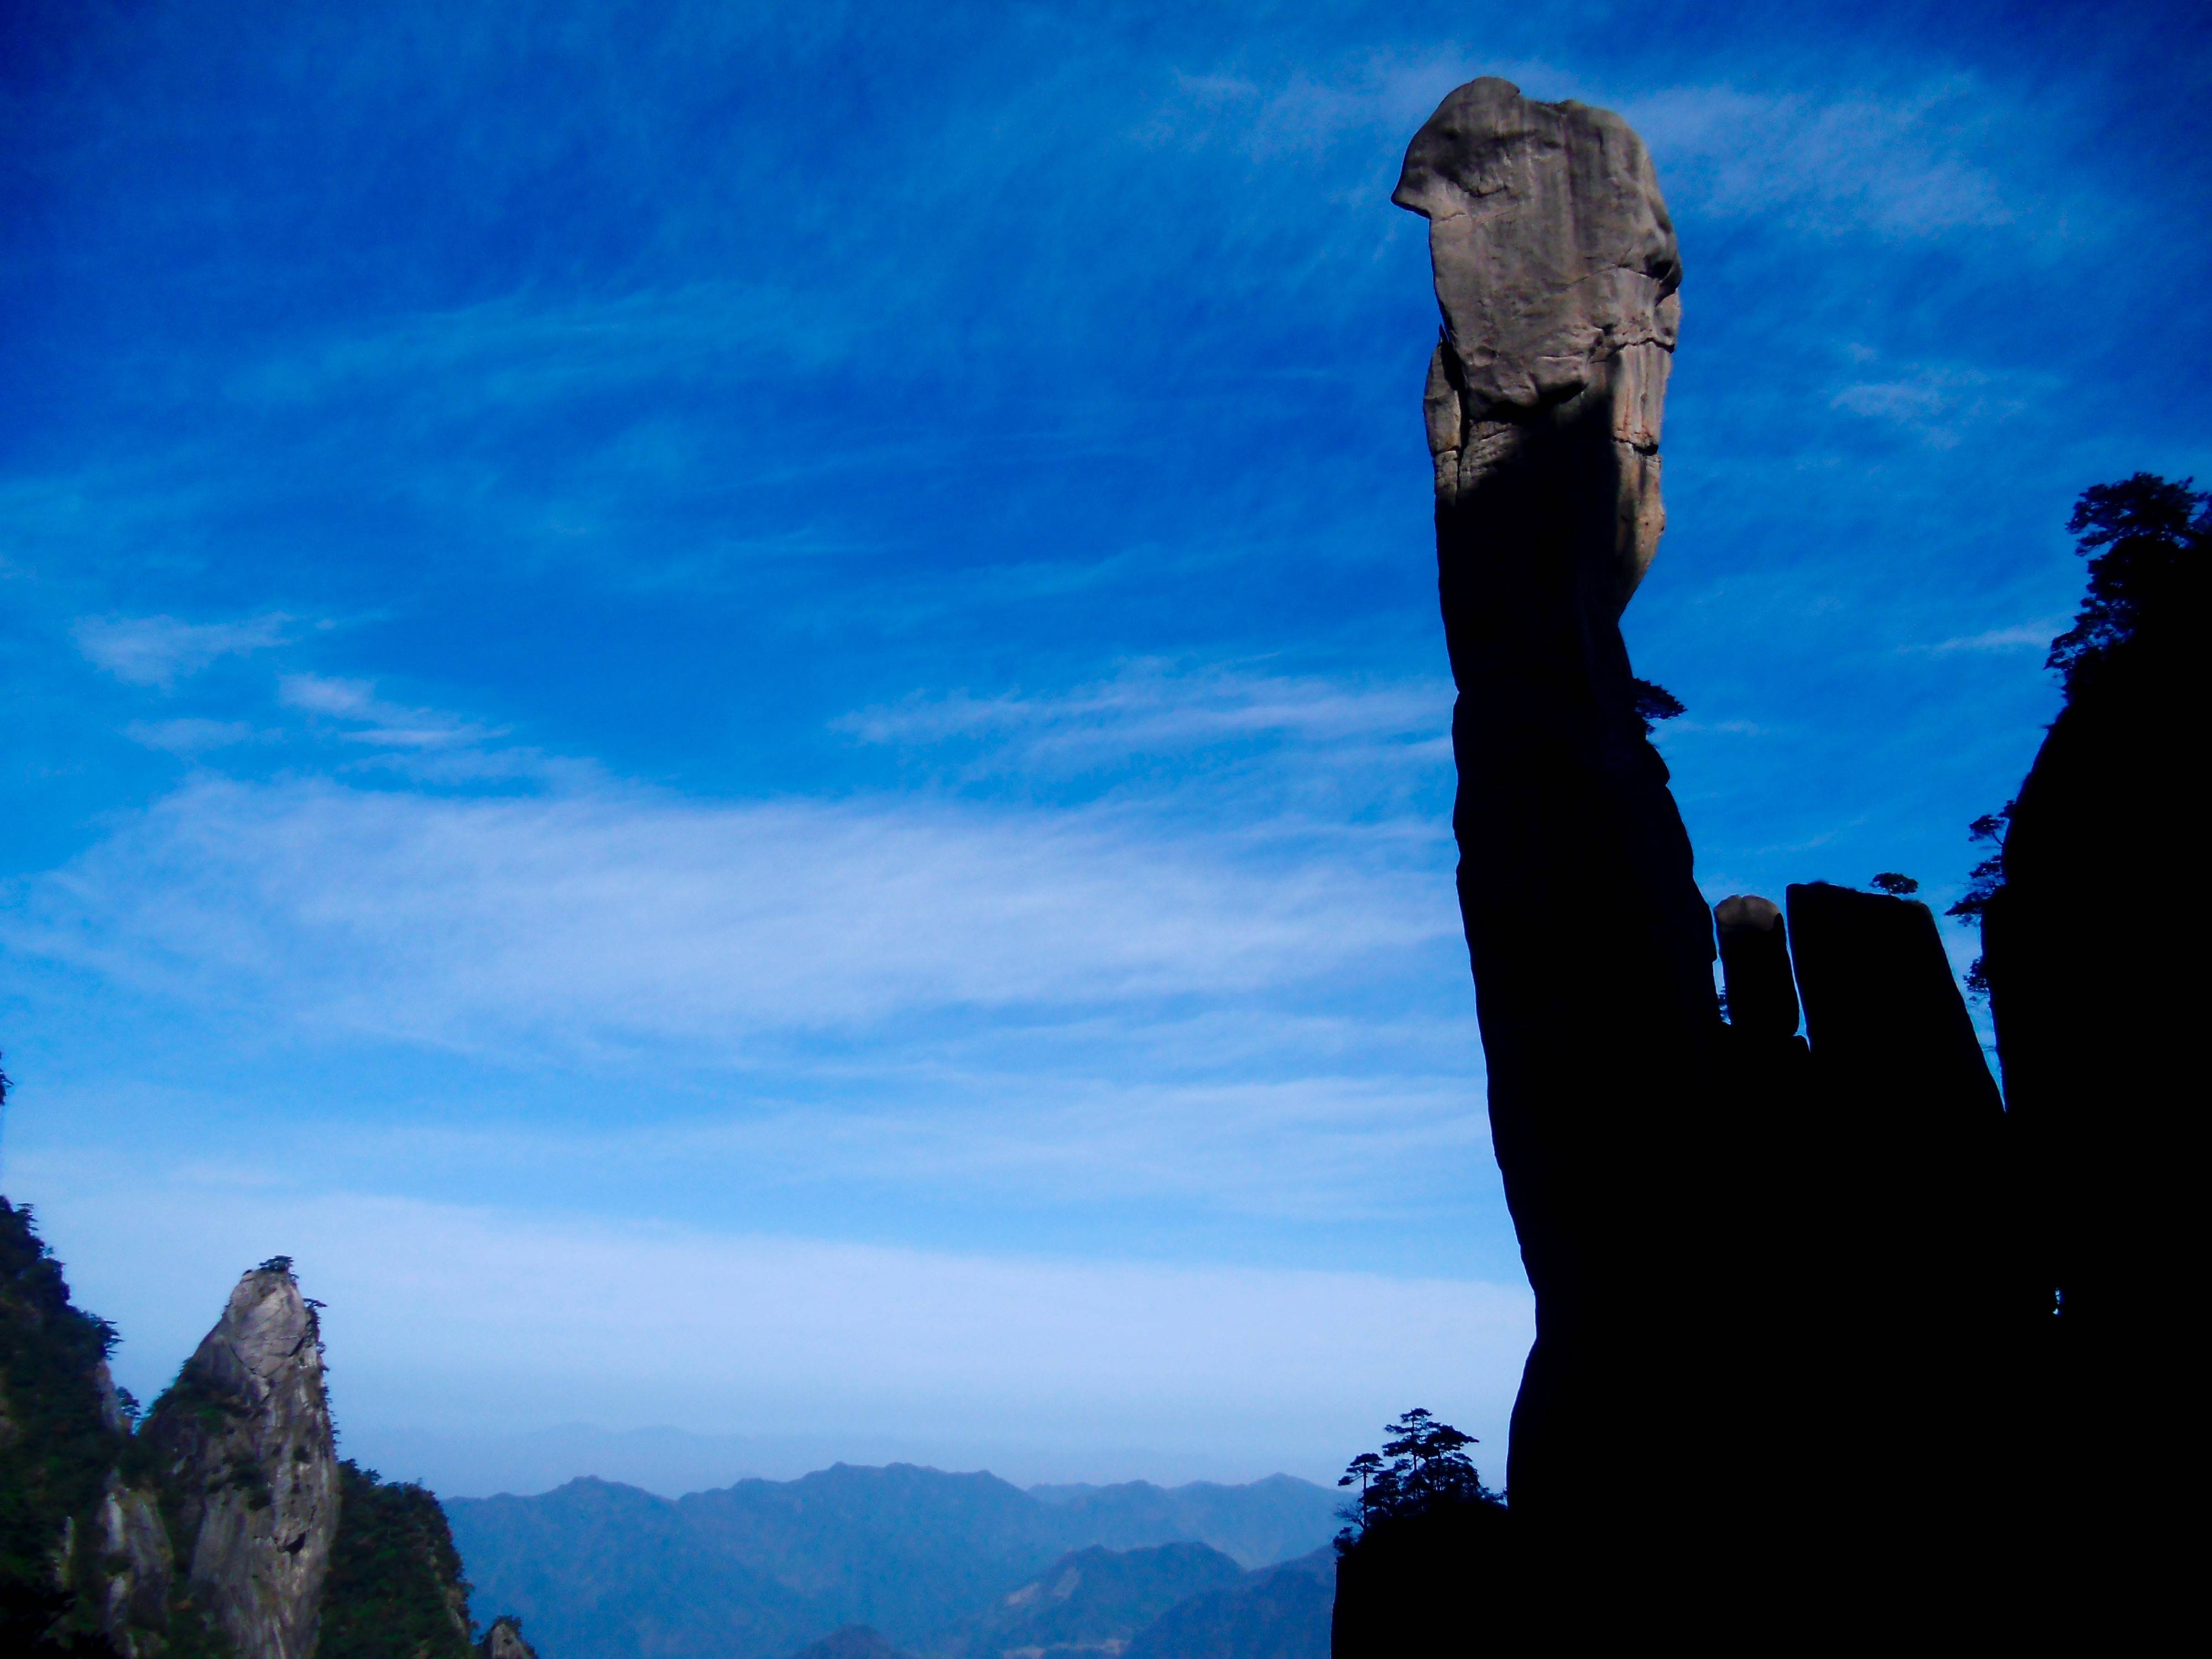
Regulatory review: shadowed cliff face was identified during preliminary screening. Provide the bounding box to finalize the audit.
[1980,519,2199,1624]
[93,1475,174,1652]
[147,1265,340,1659]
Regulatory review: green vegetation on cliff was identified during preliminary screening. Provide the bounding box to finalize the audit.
[320,1462,476,1659]
[0,1194,131,1653]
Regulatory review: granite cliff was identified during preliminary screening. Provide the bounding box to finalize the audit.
[0,1194,518,1657]
[143,1262,340,1659]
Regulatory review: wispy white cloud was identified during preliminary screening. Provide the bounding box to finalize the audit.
[1828,359,2043,447]
[1659,717,1775,740]
[123,718,262,755]
[75,612,296,687]
[1907,622,2063,655]
[1139,51,1497,160]
[276,674,502,750]
[4,775,1452,1058]
[839,660,1450,774]
[226,283,865,416]
[297,1068,1489,1225]
[1627,80,2047,242]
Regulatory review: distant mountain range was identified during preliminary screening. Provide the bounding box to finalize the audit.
[445,1463,1341,1659]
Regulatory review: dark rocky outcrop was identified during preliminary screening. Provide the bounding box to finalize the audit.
[1976,482,2202,1634]
[1332,1503,1515,1658]
[1780,882,2033,1620]
[1361,75,2043,1646]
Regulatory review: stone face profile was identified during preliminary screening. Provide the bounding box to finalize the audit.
[1393,77,1681,611]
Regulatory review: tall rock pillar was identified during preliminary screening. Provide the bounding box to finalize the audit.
[1391,77,1723,1610]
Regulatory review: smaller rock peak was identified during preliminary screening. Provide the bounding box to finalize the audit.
[479,1615,539,1659]
[1715,895,1784,934]
[144,1254,339,1659]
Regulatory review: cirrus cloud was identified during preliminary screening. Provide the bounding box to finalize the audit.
[4,775,1453,1060]
[74,612,296,687]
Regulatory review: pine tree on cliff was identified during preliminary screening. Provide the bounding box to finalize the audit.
[1334,1408,1500,1551]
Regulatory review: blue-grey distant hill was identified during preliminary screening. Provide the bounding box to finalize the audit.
[444,1463,1339,1659]
[1125,1548,1335,1659]
[937,1541,1246,1657]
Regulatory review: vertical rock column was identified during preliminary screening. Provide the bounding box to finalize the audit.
[146,1262,340,1659]
[1391,78,1724,1600]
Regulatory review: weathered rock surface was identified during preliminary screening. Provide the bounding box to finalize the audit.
[146,1262,340,1659]
[1394,77,1680,610]
[95,1473,175,1653]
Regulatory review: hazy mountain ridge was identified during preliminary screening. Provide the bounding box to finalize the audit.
[1024,1475,1335,1568]
[1125,1550,1334,1659]
[446,1464,1340,1659]
[937,1541,1246,1658]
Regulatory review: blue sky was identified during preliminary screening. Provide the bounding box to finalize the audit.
[3,1,2206,1493]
